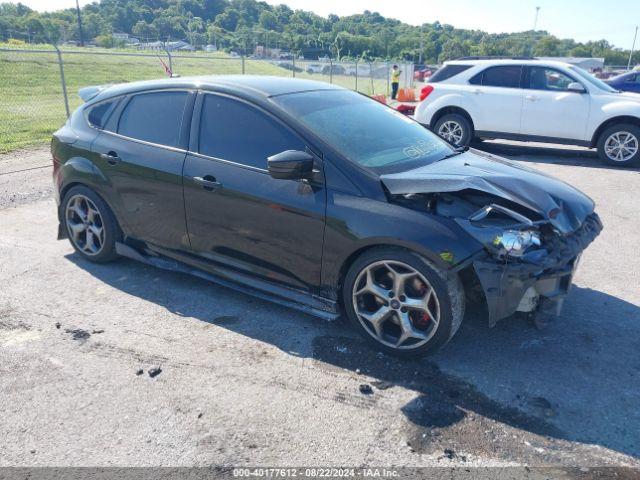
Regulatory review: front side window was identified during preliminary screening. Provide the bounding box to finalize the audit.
[273,90,453,175]
[198,94,304,169]
[475,66,523,88]
[117,91,188,148]
[527,67,575,91]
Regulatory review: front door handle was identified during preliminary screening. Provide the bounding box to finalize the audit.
[525,94,538,102]
[193,175,222,191]
[100,151,121,165]
[473,88,483,95]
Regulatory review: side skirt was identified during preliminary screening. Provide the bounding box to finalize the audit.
[115,242,340,321]
[475,131,592,147]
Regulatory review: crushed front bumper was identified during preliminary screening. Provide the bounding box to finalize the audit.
[472,213,603,327]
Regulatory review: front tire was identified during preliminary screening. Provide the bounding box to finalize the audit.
[342,247,464,358]
[62,185,120,263]
[433,113,473,148]
[597,123,640,167]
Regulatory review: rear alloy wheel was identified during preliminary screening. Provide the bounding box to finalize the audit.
[597,124,640,167]
[433,113,472,148]
[62,186,119,263]
[343,248,464,357]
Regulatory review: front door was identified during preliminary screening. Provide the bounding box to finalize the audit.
[183,93,326,291]
[520,66,591,140]
[91,90,194,250]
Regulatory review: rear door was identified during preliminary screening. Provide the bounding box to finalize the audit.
[182,92,326,291]
[467,65,524,134]
[520,66,590,140]
[91,89,195,250]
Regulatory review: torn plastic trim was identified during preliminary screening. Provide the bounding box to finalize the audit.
[469,203,534,226]
[471,212,602,327]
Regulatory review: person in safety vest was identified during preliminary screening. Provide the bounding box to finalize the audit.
[391,65,401,100]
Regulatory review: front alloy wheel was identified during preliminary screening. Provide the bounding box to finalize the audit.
[352,260,440,350]
[597,123,640,167]
[604,131,638,163]
[343,248,464,357]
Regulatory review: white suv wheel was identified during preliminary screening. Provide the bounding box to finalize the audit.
[438,121,464,145]
[604,131,639,163]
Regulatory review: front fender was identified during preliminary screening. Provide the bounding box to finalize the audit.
[320,191,484,296]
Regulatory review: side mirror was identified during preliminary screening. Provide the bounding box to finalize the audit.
[267,150,315,180]
[567,82,586,93]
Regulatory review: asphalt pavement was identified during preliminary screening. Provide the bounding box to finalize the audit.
[1,141,639,469]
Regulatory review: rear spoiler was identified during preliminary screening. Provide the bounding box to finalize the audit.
[78,84,112,102]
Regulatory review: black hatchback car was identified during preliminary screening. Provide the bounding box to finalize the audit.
[52,76,602,357]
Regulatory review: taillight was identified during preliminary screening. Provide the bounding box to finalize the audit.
[420,85,434,101]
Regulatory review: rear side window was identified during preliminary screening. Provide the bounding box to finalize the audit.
[86,99,118,129]
[198,94,304,169]
[428,64,472,83]
[118,91,188,148]
[470,66,523,88]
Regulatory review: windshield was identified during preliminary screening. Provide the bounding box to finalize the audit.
[569,66,618,93]
[273,89,453,174]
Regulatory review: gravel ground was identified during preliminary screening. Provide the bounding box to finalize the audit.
[1,141,639,470]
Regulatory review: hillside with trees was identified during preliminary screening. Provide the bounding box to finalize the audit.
[0,0,637,65]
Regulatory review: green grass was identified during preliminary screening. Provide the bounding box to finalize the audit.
[0,44,393,153]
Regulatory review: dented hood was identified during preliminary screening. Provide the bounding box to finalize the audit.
[380,149,595,234]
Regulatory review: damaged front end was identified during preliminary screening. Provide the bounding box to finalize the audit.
[382,152,603,327]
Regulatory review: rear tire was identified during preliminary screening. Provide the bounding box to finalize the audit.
[597,123,640,167]
[342,247,464,358]
[433,113,473,148]
[62,185,120,263]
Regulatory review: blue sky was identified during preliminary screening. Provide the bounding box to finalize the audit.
[19,0,640,49]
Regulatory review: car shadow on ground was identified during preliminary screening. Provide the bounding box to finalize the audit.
[474,140,640,171]
[68,254,640,461]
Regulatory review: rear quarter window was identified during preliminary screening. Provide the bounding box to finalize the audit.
[86,98,119,129]
[469,65,523,88]
[429,64,472,83]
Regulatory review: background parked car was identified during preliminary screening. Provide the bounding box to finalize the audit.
[415,58,640,166]
[605,71,640,93]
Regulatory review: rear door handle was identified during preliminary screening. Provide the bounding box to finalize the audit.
[193,175,222,191]
[473,88,483,95]
[100,151,121,165]
[525,95,538,102]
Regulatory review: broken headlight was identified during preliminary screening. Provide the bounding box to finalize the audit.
[492,230,541,257]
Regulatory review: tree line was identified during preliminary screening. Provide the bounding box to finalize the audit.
[0,0,637,65]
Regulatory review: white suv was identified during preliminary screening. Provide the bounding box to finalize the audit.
[414,58,640,166]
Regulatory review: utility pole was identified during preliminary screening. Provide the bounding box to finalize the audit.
[628,26,639,71]
[533,6,541,31]
[75,0,84,46]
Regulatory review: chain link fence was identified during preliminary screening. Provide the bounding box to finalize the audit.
[0,44,414,153]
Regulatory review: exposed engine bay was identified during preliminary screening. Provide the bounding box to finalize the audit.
[390,188,603,327]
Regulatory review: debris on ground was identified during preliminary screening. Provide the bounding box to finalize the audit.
[55,322,61,329]
[64,328,90,341]
[135,369,144,376]
[148,366,162,378]
[91,329,104,334]
[197,412,203,419]
[359,384,373,395]
[372,380,394,390]
[442,448,467,461]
